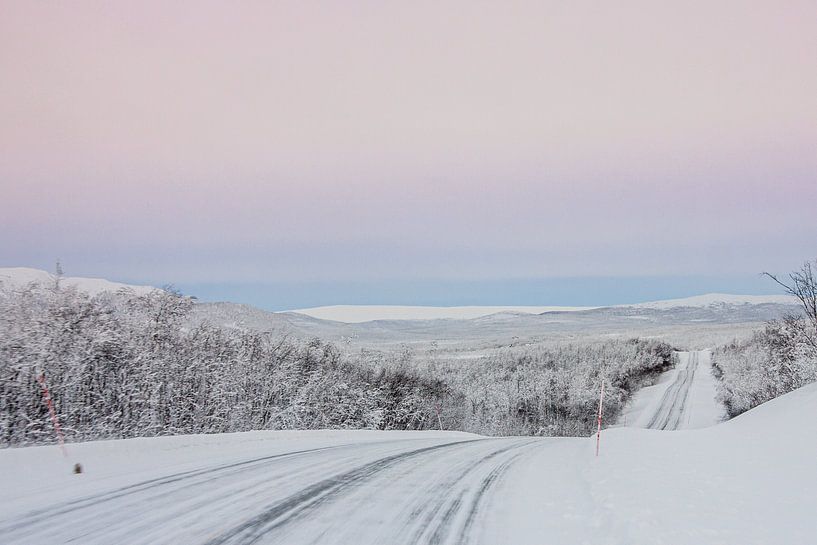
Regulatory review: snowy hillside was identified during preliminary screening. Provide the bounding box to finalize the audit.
[628,292,798,309]
[1,268,796,326]
[195,301,798,351]
[1,382,815,544]
[289,304,594,322]
[0,267,157,296]
[288,294,797,323]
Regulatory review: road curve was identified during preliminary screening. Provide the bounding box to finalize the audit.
[0,436,548,545]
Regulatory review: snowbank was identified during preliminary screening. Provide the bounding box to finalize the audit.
[481,382,817,545]
[584,382,817,544]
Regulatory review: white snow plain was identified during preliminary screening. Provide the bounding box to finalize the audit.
[2,356,815,544]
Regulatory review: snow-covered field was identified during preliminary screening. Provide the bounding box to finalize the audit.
[2,356,815,544]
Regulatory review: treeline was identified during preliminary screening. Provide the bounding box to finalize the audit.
[432,339,674,436]
[0,283,457,446]
[1,281,673,446]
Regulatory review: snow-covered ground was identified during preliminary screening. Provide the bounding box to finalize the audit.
[2,378,816,544]
[582,386,817,545]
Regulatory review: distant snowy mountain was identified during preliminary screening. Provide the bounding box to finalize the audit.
[2,268,801,349]
[289,304,595,323]
[288,295,797,324]
[627,293,798,309]
[2,268,795,317]
[0,267,158,296]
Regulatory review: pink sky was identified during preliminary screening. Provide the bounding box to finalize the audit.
[1,1,815,289]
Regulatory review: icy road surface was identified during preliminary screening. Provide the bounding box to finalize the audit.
[0,433,596,544]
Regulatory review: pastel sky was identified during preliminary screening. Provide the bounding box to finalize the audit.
[2,1,816,308]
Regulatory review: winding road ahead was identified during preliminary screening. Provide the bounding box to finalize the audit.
[645,351,701,430]
[622,349,724,431]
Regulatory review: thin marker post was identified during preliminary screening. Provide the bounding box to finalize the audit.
[595,380,605,457]
[37,372,68,458]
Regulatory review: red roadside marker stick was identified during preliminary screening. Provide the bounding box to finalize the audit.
[37,372,68,458]
[595,380,605,457]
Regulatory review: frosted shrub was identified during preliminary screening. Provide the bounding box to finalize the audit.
[0,285,452,445]
[713,318,817,417]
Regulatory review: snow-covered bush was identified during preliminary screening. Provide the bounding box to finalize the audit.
[434,338,674,436]
[713,318,817,417]
[0,284,454,446]
[713,259,817,417]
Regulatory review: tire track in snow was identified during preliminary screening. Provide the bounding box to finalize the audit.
[0,444,344,535]
[204,439,483,544]
[199,438,538,545]
[645,351,700,430]
[402,439,537,545]
[454,446,533,545]
[1,439,468,543]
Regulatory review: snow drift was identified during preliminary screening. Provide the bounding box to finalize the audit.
[583,382,817,544]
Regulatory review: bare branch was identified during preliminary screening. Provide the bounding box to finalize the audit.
[764,259,817,340]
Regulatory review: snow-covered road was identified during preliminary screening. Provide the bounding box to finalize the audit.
[0,434,591,544]
[620,350,725,430]
[646,351,702,430]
